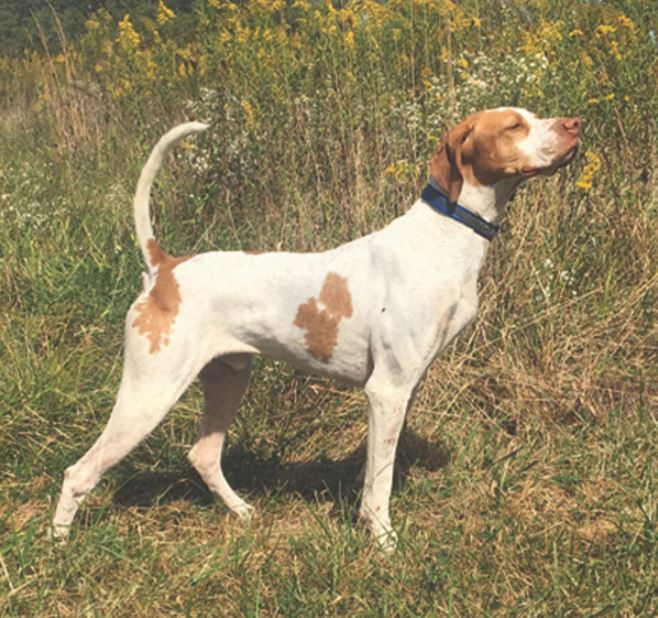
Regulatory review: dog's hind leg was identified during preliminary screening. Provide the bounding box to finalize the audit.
[188,354,253,518]
[51,351,199,541]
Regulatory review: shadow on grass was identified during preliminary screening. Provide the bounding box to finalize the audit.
[112,428,450,512]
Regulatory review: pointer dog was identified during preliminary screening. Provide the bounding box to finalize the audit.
[53,108,580,549]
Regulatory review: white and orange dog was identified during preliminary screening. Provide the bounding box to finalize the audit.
[53,108,580,549]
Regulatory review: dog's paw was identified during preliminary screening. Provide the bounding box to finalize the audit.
[376,528,398,553]
[48,523,70,545]
[358,509,398,553]
[231,502,255,522]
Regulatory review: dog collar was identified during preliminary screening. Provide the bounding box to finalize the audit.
[420,179,500,241]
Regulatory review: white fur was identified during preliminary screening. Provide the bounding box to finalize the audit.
[52,109,578,551]
[133,121,209,275]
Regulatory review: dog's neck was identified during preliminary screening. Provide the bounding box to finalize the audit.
[457,177,522,224]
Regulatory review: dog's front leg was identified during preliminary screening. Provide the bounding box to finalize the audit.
[359,371,417,552]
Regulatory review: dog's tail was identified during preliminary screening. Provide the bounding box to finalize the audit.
[133,121,209,275]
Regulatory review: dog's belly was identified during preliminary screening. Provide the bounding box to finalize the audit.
[251,327,372,385]
[221,299,371,384]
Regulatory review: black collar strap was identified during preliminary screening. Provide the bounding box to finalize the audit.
[420,179,500,241]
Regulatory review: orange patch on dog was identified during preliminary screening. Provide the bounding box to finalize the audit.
[132,239,191,354]
[294,272,353,362]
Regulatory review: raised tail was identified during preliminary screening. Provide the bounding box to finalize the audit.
[133,121,209,275]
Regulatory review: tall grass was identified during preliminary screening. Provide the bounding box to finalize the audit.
[1,0,657,615]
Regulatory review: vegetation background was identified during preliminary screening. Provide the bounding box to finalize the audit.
[1,0,656,614]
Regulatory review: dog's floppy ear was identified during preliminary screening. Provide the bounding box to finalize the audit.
[429,116,475,204]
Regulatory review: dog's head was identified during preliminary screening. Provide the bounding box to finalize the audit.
[430,108,581,203]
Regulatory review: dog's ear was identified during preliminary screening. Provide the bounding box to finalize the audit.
[429,116,475,204]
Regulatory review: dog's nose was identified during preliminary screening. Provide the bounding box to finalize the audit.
[561,117,581,136]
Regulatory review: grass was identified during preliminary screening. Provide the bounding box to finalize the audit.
[1,0,657,615]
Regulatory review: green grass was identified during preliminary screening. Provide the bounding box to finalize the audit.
[1,0,657,615]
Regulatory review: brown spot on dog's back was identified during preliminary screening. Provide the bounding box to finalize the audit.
[319,273,353,318]
[133,239,191,354]
[147,238,169,267]
[294,272,353,362]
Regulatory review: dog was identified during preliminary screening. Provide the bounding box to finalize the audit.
[52,107,580,550]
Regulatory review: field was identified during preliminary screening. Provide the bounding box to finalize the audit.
[1,0,657,615]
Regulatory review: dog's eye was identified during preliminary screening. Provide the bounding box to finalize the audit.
[506,122,522,131]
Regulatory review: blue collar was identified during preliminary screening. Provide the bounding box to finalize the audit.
[420,179,500,241]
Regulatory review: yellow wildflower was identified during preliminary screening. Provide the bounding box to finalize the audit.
[235,24,250,45]
[595,25,616,37]
[102,39,114,57]
[177,46,193,60]
[157,0,176,26]
[580,51,593,68]
[523,19,563,57]
[275,27,288,45]
[439,0,471,33]
[338,7,354,24]
[421,67,433,90]
[384,162,399,177]
[617,15,636,33]
[575,151,602,191]
[117,14,140,51]
[569,28,583,38]
[241,100,256,127]
[141,52,157,80]
[609,40,622,61]
[112,78,131,99]
[197,54,208,77]
[384,160,415,183]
